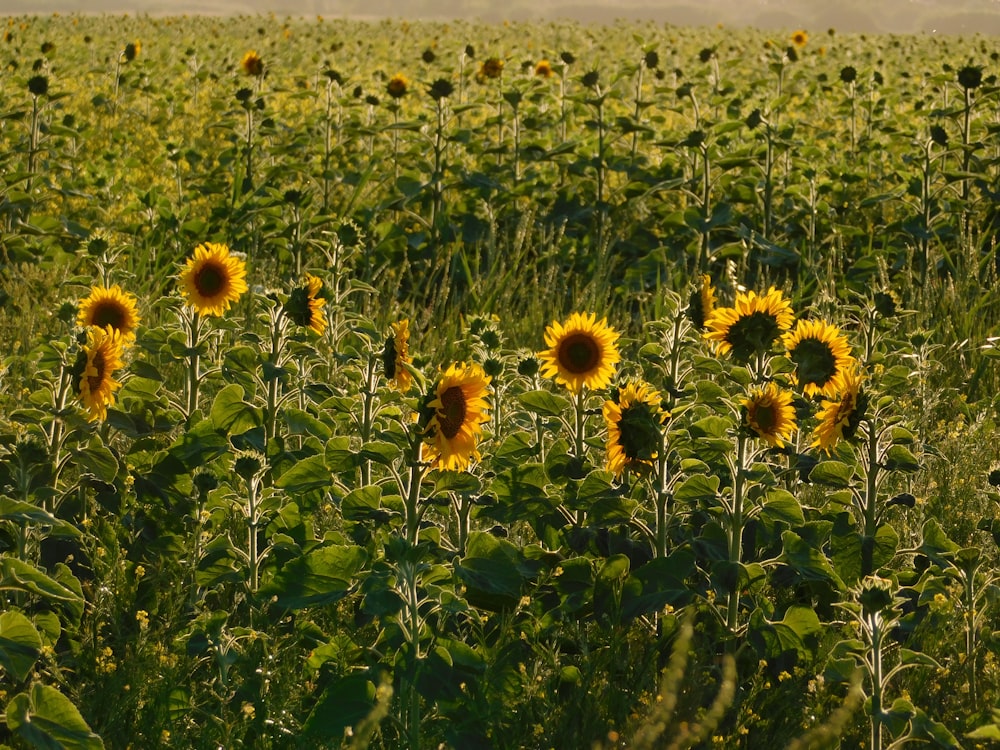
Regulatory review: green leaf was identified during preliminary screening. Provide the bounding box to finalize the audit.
[456,531,524,611]
[341,485,384,522]
[517,390,570,417]
[918,518,959,565]
[620,550,695,621]
[7,683,104,750]
[674,474,720,503]
[210,384,262,435]
[809,461,855,487]
[0,612,41,682]
[262,544,367,609]
[780,531,845,590]
[883,444,920,473]
[72,440,118,483]
[830,516,899,585]
[0,499,80,539]
[689,415,732,439]
[759,489,805,528]
[325,436,360,473]
[303,674,376,739]
[359,441,399,466]
[431,471,481,496]
[275,455,331,494]
[0,559,85,623]
[168,419,230,471]
[283,408,332,439]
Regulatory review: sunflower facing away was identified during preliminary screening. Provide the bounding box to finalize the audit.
[179,242,249,317]
[742,381,797,448]
[77,284,141,342]
[382,319,413,392]
[386,73,409,98]
[783,318,855,398]
[812,366,867,454]
[703,287,795,363]
[241,50,264,77]
[686,274,716,330]
[603,381,669,478]
[421,362,491,472]
[284,274,327,335]
[539,312,621,394]
[71,325,125,422]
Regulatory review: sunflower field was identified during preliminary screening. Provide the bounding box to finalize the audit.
[3,10,1000,749]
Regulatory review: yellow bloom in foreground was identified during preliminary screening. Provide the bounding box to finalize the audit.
[783,318,855,398]
[812,366,866,454]
[421,362,491,472]
[179,242,248,316]
[72,325,124,422]
[604,381,669,477]
[77,284,141,342]
[241,50,263,76]
[742,381,796,448]
[704,287,795,363]
[382,319,413,392]
[539,312,620,394]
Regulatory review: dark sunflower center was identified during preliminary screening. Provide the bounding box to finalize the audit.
[558,333,600,374]
[726,311,780,362]
[791,338,837,386]
[92,301,126,329]
[194,262,226,298]
[438,386,467,439]
[88,351,106,392]
[618,404,660,461]
[381,337,398,379]
[753,402,777,433]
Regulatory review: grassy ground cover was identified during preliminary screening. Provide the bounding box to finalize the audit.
[1,11,1000,749]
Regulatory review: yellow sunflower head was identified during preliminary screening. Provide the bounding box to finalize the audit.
[783,318,855,398]
[71,325,125,422]
[241,50,264,77]
[478,57,504,81]
[420,362,491,472]
[381,319,413,392]
[123,40,140,62]
[791,30,808,47]
[686,274,716,330]
[812,366,867,454]
[535,59,553,78]
[603,381,669,478]
[539,312,621,394]
[179,242,249,317]
[77,284,141,342]
[703,287,795,363]
[387,73,408,98]
[283,274,327,335]
[742,381,797,448]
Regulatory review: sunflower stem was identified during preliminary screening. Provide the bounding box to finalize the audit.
[404,437,426,546]
[726,432,748,641]
[862,417,879,576]
[186,309,202,419]
[360,355,379,488]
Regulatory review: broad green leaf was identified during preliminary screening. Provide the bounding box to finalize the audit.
[809,461,855,487]
[359,441,398,466]
[262,544,367,609]
[72,441,118,483]
[0,499,80,539]
[0,612,41,682]
[7,683,104,750]
[275,455,331,494]
[780,531,845,590]
[456,532,524,611]
[302,674,376,739]
[620,549,695,620]
[168,419,230,470]
[0,559,85,623]
[341,485,383,522]
[210,384,262,434]
[517,390,570,417]
[325,436,360,473]
[759,489,805,527]
[831,517,899,585]
[883,444,920,473]
[674,474,720,503]
[282,408,331,439]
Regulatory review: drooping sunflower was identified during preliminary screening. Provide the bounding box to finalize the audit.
[386,73,408,98]
[703,287,795,363]
[686,274,716,330]
[603,381,669,478]
[478,57,504,81]
[283,274,327,335]
[179,242,249,317]
[420,362,491,472]
[742,381,797,448]
[77,284,141,342]
[382,319,413,392]
[71,325,124,422]
[241,50,264,77]
[539,312,621,394]
[122,40,140,62]
[783,319,855,398]
[535,59,553,78]
[812,366,867,454]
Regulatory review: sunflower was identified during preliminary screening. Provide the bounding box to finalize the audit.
[283,274,326,335]
[686,274,716,330]
[179,242,249,317]
[382,319,413,392]
[535,59,553,78]
[420,362,491,472]
[77,284,141,342]
[122,40,140,62]
[71,325,124,422]
[783,319,855,398]
[742,381,797,448]
[603,381,669,477]
[241,50,263,77]
[791,30,809,47]
[539,312,620,394]
[478,57,504,81]
[812,366,867,454]
[703,287,795,363]
[386,73,408,98]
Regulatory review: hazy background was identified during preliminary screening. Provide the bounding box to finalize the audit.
[7,0,1000,34]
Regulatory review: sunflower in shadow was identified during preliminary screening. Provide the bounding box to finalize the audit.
[742,381,796,448]
[704,287,794,363]
[382,319,413,392]
[539,312,620,393]
[603,381,669,478]
[686,273,716,330]
[283,274,327,335]
[179,242,249,317]
[71,325,125,422]
[812,366,867,454]
[420,362,491,472]
[77,284,141,343]
[783,318,855,398]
